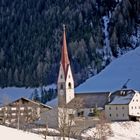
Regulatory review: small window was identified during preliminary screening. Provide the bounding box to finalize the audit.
[122,107,124,109]
[116,114,118,117]
[69,75,70,78]
[69,114,74,119]
[139,106,140,109]
[60,75,63,79]
[109,107,111,110]
[60,84,63,89]
[132,106,133,109]
[77,111,84,117]
[116,107,118,110]
[123,114,124,117]
[136,99,138,102]
[110,114,111,117]
[135,106,137,109]
[68,82,72,89]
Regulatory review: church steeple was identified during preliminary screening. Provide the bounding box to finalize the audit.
[57,25,75,106]
[61,25,70,78]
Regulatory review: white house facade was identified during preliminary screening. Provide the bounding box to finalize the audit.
[105,90,140,121]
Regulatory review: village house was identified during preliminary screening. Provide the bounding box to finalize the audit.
[0,97,52,127]
[105,89,140,121]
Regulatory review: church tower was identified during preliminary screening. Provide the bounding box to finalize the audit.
[57,25,75,107]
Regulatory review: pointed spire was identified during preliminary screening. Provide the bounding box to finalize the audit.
[61,24,70,77]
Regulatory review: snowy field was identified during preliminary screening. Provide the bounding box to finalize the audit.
[1,121,140,140]
[76,46,140,93]
[0,125,75,140]
[82,121,140,140]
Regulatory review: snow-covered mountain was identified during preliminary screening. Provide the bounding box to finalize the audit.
[76,46,140,93]
[1,46,140,106]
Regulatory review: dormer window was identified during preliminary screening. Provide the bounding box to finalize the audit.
[68,82,72,89]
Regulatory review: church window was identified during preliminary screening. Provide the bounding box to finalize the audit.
[60,84,63,89]
[68,82,72,89]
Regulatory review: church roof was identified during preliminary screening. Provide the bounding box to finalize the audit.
[67,92,110,109]
[61,25,70,78]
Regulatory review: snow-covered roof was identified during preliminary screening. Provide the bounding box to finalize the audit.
[108,89,136,105]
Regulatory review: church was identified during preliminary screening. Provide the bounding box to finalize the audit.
[57,25,110,109]
[40,26,140,128]
[39,26,110,128]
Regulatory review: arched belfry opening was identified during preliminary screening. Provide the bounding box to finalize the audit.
[68,82,72,89]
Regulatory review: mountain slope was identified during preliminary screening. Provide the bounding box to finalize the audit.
[76,46,140,92]
[0,0,140,87]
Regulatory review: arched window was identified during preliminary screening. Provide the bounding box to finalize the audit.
[60,84,63,89]
[68,82,72,89]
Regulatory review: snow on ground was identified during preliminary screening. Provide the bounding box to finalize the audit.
[108,121,140,140]
[102,15,113,60]
[0,125,75,140]
[76,46,140,93]
[0,84,56,105]
[82,121,140,140]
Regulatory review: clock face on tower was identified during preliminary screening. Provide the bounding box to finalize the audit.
[60,90,64,96]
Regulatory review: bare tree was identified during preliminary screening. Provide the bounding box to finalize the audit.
[58,98,85,140]
[58,103,76,140]
[95,112,113,140]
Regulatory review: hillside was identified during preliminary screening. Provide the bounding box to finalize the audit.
[76,46,140,92]
[0,0,140,87]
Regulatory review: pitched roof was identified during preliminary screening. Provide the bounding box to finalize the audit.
[67,92,110,108]
[61,25,70,78]
[108,89,136,105]
[0,97,52,109]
